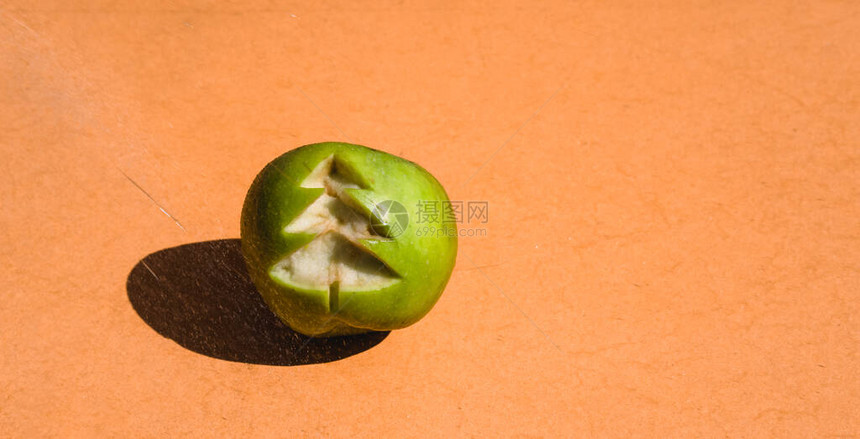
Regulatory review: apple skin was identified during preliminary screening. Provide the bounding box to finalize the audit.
[241,142,458,336]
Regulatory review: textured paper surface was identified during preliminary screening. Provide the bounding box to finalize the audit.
[1,1,858,436]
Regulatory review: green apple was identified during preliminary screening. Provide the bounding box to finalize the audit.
[241,142,458,336]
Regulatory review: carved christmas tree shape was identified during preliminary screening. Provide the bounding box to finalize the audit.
[269,155,399,311]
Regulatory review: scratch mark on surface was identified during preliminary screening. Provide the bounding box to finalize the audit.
[8,14,39,38]
[736,71,810,110]
[298,87,353,143]
[464,253,562,352]
[455,263,504,271]
[569,341,640,358]
[458,85,564,189]
[141,261,159,280]
[752,407,816,422]
[119,168,186,231]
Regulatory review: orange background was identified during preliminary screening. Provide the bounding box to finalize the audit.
[2,1,858,437]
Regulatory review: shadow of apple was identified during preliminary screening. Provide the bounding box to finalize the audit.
[126,239,389,365]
